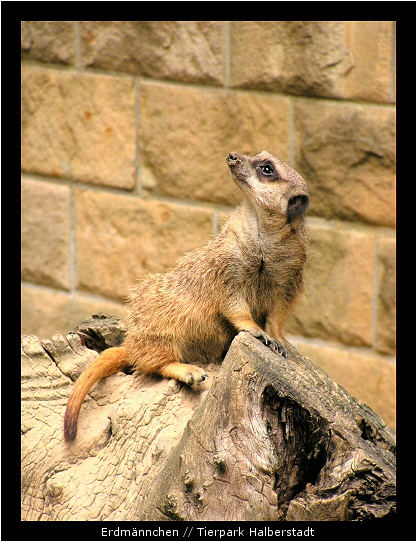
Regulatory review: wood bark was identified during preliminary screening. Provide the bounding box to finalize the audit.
[21,315,396,521]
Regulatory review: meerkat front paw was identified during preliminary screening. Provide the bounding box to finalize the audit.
[245,329,288,358]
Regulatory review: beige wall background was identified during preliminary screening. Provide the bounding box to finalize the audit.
[21,21,396,427]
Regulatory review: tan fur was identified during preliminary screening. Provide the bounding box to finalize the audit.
[64,151,309,441]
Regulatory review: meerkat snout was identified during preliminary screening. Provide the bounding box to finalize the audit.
[226,152,241,165]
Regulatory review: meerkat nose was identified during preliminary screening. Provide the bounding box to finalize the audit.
[226,152,240,165]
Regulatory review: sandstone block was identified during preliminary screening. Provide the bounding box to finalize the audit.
[285,223,375,347]
[76,190,214,300]
[21,178,71,290]
[81,21,225,85]
[21,21,75,64]
[294,100,395,227]
[230,21,394,103]
[344,21,395,103]
[290,339,395,429]
[21,66,136,188]
[376,237,396,355]
[139,82,291,206]
[21,284,125,340]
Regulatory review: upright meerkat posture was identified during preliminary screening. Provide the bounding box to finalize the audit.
[64,151,309,441]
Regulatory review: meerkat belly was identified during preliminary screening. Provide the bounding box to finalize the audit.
[179,313,236,366]
[244,257,301,327]
[241,264,275,324]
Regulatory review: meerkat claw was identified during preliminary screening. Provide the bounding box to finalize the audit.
[270,338,286,357]
[246,329,269,345]
[274,341,288,358]
[247,329,287,357]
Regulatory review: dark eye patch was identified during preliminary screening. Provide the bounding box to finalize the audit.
[254,160,279,181]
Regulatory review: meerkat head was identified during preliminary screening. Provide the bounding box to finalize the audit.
[226,151,309,218]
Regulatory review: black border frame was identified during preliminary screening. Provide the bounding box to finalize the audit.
[5,3,416,540]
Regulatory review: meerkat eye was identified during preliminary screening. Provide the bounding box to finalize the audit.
[260,164,274,176]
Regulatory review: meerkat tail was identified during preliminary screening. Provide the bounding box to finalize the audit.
[64,346,128,442]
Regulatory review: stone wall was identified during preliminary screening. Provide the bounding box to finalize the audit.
[21,21,396,426]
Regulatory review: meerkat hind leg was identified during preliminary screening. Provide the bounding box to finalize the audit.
[160,362,208,386]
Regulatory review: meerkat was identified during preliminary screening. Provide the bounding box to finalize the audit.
[64,151,309,441]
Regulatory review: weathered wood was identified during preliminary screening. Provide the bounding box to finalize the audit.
[21,315,395,521]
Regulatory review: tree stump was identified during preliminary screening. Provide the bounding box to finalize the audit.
[21,315,396,521]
